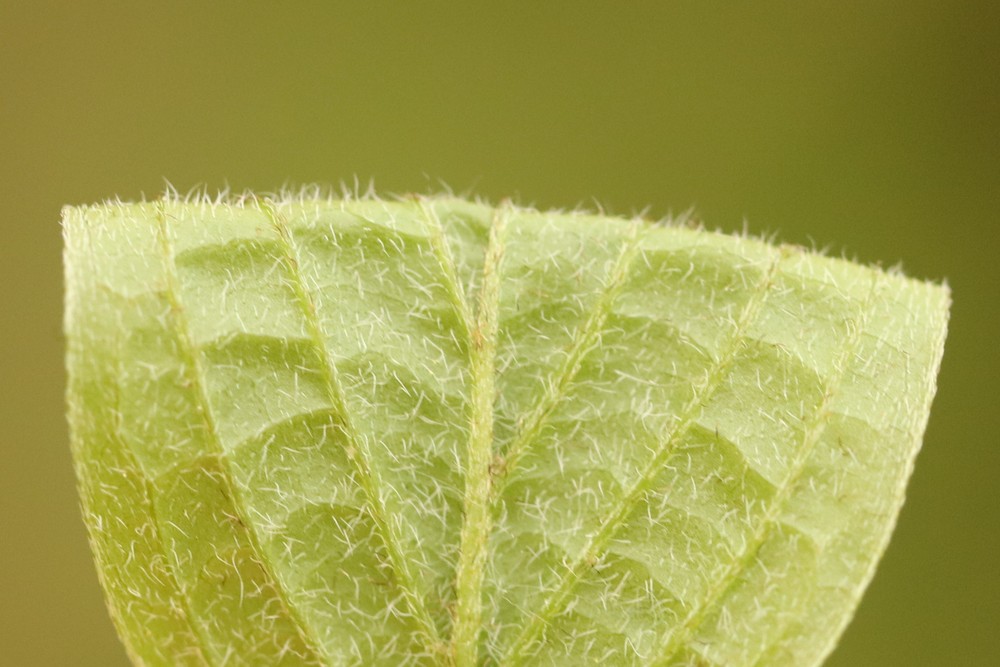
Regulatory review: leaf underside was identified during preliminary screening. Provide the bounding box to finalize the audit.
[64,194,949,667]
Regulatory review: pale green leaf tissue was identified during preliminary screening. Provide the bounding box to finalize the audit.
[64,193,949,666]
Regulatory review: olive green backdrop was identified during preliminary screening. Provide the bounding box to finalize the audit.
[2,2,997,665]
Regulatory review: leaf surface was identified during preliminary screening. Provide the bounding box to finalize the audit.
[64,194,949,666]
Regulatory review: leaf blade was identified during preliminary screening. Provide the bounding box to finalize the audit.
[64,195,949,667]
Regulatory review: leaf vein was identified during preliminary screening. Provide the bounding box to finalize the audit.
[155,200,331,666]
[649,270,882,665]
[418,197,478,341]
[492,219,646,495]
[451,204,509,666]
[261,199,447,658]
[500,245,782,666]
[108,351,217,667]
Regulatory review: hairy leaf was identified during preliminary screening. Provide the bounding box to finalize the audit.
[64,194,949,666]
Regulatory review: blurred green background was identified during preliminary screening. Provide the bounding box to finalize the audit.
[2,2,997,665]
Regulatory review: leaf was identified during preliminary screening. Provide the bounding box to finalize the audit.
[64,193,949,667]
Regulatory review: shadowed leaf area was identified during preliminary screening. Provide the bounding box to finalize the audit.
[64,193,948,666]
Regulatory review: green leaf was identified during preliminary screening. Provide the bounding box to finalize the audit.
[64,193,949,667]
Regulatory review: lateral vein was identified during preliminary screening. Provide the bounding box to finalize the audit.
[110,347,218,667]
[155,200,330,666]
[501,245,782,666]
[650,270,882,666]
[259,199,445,659]
[492,218,646,493]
